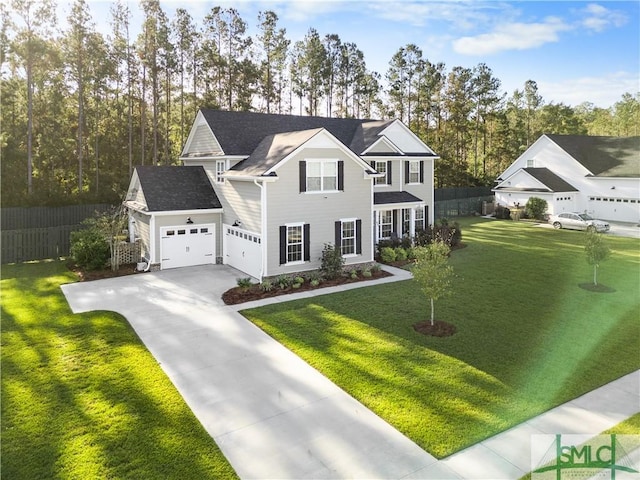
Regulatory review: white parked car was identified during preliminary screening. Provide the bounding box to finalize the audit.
[549,212,610,232]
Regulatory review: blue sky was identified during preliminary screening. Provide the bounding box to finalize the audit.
[73,1,639,108]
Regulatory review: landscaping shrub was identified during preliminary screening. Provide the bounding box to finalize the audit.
[275,275,292,289]
[237,277,253,289]
[414,223,461,248]
[320,243,345,280]
[380,247,397,263]
[260,280,273,292]
[362,269,372,278]
[525,197,548,220]
[69,220,110,271]
[395,247,408,262]
[495,205,511,219]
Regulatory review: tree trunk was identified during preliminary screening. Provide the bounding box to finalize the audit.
[593,264,598,286]
[430,297,435,326]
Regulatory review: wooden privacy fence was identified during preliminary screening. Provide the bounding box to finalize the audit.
[2,189,496,264]
[1,204,114,264]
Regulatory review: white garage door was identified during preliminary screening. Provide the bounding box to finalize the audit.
[589,197,640,223]
[160,224,216,270]
[224,225,262,279]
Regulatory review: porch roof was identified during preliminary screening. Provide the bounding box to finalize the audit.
[374,191,423,205]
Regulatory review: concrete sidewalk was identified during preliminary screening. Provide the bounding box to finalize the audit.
[61,265,639,479]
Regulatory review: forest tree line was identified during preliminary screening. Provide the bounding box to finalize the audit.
[2,0,638,207]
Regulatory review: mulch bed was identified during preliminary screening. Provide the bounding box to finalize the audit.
[222,269,392,305]
[413,320,457,337]
[578,283,615,293]
[69,263,140,282]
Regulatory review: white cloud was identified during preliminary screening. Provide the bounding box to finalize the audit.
[537,71,639,108]
[579,3,628,32]
[453,17,571,55]
[367,1,507,29]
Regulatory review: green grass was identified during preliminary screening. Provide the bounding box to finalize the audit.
[242,218,640,458]
[1,261,238,480]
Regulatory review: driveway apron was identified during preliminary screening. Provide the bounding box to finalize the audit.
[61,265,452,479]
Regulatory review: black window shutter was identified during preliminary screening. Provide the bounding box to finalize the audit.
[419,161,424,183]
[279,226,287,264]
[425,206,429,226]
[303,224,311,261]
[356,219,362,254]
[299,161,306,193]
[404,161,409,184]
[387,161,392,185]
[335,221,342,249]
[338,161,344,191]
[392,210,398,235]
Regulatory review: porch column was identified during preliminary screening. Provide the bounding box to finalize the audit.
[410,207,416,238]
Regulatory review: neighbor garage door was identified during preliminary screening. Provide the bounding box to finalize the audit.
[224,224,262,279]
[160,224,215,270]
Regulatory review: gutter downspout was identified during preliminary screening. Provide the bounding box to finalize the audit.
[254,179,266,282]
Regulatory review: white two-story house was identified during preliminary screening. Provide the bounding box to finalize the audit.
[494,134,640,222]
[124,109,438,279]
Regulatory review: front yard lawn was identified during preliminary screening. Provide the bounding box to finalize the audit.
[242,218,640,458]
[1,261,237,480]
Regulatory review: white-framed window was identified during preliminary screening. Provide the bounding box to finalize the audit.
[379,210,393,239]
[526,159,535,168]
[415,207,425,231]
[306,160,337,192]
[374,161,388,185]
[408,161,420,183]
[341,220,356,256]
[286,224,304,263]
[215,160,226,184]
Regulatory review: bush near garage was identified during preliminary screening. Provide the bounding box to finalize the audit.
[69,219,111,271]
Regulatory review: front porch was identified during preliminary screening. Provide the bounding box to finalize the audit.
[373,191,429,242]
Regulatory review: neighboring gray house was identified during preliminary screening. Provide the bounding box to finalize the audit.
[125,109,438,279]
[494,134,640,222]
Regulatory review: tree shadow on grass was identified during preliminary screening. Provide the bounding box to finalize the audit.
[1,263,238,480]
[578,283,615,293]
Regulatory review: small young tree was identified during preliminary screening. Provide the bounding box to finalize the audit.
[412,241,454,325]
[525,197,548,220]
[585,230,610,286]
[70,207,128,271]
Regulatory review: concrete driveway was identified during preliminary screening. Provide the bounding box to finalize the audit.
[61,265,453,479]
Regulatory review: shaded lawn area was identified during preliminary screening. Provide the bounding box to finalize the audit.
[242,218,640,459]
[1,261,237,480]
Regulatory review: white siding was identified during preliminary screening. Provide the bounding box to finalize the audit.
[215,180,262,233]
[265,147,373,276]
[380,121,432,153]
[131,212,151,259]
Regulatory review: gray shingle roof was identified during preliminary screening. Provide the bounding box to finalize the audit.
[135,166,222,212]
[523,167,578,192]
[200,109,394,156]
[547,134,640,177]
[374,191,423,205]
[228,129,323,176]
